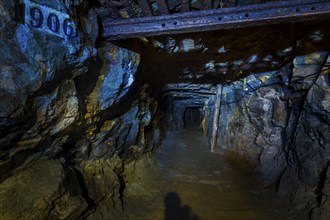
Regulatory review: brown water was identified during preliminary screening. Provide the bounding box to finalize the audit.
[124,128,290,220]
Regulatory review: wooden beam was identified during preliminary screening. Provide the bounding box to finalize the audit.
[210,84,222,152]
[102,0,330,40]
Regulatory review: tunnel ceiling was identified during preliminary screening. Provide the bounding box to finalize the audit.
[120,21,330,86]
[94,0,330,87]
[91,0,330,87]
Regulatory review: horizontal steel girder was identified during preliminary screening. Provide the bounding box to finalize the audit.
[102,0,330,40]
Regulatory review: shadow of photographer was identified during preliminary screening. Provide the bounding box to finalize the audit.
[164,192,198,220]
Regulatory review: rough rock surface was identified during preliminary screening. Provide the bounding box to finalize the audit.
[206,54,330,220]
[0,159,87,220]
[0,0,161,219]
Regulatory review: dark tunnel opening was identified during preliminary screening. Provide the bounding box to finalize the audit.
[183,107,203,129]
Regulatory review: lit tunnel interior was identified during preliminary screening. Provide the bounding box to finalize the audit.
[0,1,330,220]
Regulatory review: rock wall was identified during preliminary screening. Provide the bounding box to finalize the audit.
[0,1,161,219]
[207,46,330,219]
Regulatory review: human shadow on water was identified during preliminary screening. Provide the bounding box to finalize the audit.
[164,192,198,220]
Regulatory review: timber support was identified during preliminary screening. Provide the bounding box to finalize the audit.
[210,84,223,152]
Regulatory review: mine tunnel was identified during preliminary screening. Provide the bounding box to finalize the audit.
[183,107,203,128]
[1,0,330,220]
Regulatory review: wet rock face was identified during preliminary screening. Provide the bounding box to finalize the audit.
[0,0,94,126]
[0,159,88,220]
[0,0,161,218]
[85,42,140,113]
[215,51,329,220]
[220,56,330,219]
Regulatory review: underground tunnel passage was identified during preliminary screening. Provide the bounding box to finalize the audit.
[1,0,330,220]
[183,107,203,129]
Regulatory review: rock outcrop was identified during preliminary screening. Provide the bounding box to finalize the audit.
[0,0,161,218]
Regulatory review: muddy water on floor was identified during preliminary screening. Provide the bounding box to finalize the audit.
[125,129,290,220]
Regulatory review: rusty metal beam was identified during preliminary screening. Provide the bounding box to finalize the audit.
[102,0,330,40]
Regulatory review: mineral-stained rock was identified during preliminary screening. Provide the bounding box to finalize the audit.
[291,52,327,91]
[0,79,80,168]
[124,156,161,197]
[0,0,94,125]
[33,79,79,136]
[0,159,87,220]
[50,192,87,220]
[86,42,140,114]
[77,156,125,219]
[271,98,288,128]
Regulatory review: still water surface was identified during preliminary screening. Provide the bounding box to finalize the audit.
[125,129,290,220]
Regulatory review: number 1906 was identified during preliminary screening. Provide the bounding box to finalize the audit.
[30,7,77,38]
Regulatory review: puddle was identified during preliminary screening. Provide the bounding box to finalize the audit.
[124,128,291,220]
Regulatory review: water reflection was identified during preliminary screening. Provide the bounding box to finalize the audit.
[164,192,198,220]
[124,129,289,219]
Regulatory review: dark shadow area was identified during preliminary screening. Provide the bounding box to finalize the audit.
[184,107,203,129]
[164,192,198,220]
[112,20,330,86]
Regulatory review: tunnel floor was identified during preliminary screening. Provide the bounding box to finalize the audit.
[124,128,293,220]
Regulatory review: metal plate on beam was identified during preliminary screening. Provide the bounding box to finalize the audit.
[102,0,330,40]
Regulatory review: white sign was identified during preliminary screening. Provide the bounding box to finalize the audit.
[22,0,77,39]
